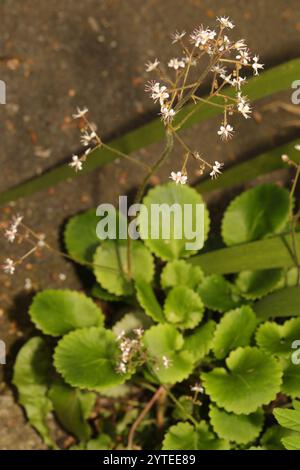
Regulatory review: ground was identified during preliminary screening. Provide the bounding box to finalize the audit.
[0,0,299,449]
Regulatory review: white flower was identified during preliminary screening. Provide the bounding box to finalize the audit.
[211,64,227,75]
[3,258,15,275]
[117,362,127,374]
[72,107,88,119]
[171,30,186,43]
[234,39,247,51]
[169,171,187,185]
[232,76,246,90]
[217,16,235,29]
[80,130,97,146]
[191,383,204,393]
[37,234,46,248]
[162,355,172,369]
[117,330,126,341]
[145,58,160,72]
[168,58,185,70]
[145,80,159,93]
[133,328,144,338]
[152,85,169,105]
[218,124,234,141]
[252,55,264,76]
[160,106,175,123]
[237,94,252,119]
[218,35,231,52]
[12,214,23,228]
[210,161,224,179]
[5,228,17,243]
[295,145,300,151]
[236,49,251,65]
[190,26,216,47]
[69,155,83,172]
[220,73,233,85]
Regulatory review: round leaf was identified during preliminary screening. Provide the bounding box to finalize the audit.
[209,405,264,444]
[236,269,282,300]
[212,306,257,359]
[197,275,241,313]
[164,286,204,330]
[256,318,300,358]
[64,209,100,263]
[54,327,129,391]
[93,239,154,296]
[143,324,194,384]
[222,184,290,246]
[161,260,204,290]
[162,422,229,450]
[135,280,165,323]
[139,183,210,260]
[184,320,216,362]
[202,347,283,414]
[30,290,104,337]
[281,361,300,398]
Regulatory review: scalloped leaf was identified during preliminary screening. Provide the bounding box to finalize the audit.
[256,318,300,358]
[49,380,96,441]
[162,421,229,450]
[164,286,204,330]
[184,320,216,362]
[274,407,300,448]
[139,182,210,261]
[209,405,264,444]
[93,239,154,296]
[54,327,130,391]
[91,283,128,302]
[260,425,298,450]
[281,361,300,398]
[135,280,165,323]
[212,306,257,359]
[143,324,194,384]
[236,269,283,300]
[160,260,204,290]
[197,275,241,313]
[29,289,104,337]
[222,184,290,246]
[13,337,56,448]
[202,347,283,414]
[64,209,100,263]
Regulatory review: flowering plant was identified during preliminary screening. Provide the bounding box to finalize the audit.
[2,17,300,451]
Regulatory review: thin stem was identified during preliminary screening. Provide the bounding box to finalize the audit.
[127,386,165,450]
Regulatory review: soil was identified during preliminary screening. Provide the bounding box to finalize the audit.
[0,0,299,449]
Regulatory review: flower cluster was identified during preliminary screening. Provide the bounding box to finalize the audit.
[116,328,145,375]
[145,16,263,183]
[2,215,47,276]
[69,107,98,172]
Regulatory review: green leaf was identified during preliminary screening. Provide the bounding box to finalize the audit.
[13,337,55,448]
[91,283,127,302]
[209,405,264,444]
[254,287,300,321]
[281,362,300,398]
[143,324,194,384]
[139,183,210,260]
[113,311,152,336]
[64,209,100,263]
[93,239,154,296]
[164,286,204,330]
[54,327,129,391]
[172,396,194,421]
[189,234,300,275]
[86,434,112,450]
[236,269,283,300]
[260,425,297,450]
[162,421,229,450]
[135,280,165,323]
[49,380,96,441]
[274,407,300,433]
[256,318,300,357]
[202,347,282,414]
[282,434,300,450]
[197,275,241,313]
[212,306,257,359]
[161,260,204,290]
[184,320,216,362]
[221,184,290,246]
[29,289,104,337]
